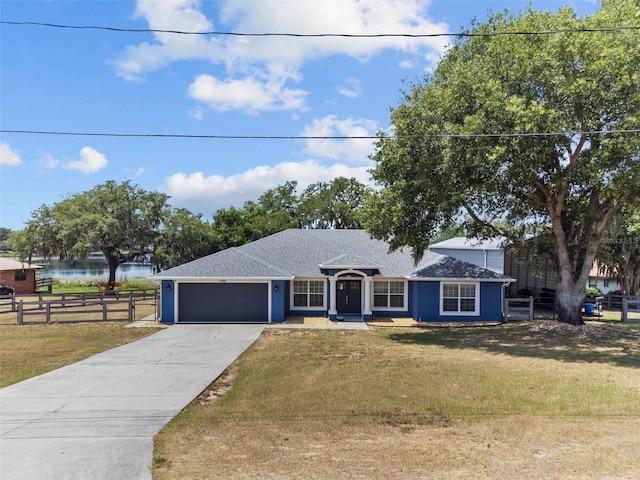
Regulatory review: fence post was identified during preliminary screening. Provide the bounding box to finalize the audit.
[129,298,134,321]
[17,301,23,325]
[528,296,534,321]
[102,301,107,322]
[502,295,508,322]
[46,302,51,324]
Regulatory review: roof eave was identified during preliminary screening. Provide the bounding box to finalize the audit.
[406,276,516,283]
[152,275,293,281]
[318,264,382,270]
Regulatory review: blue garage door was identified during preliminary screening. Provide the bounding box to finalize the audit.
[178,283,268,323]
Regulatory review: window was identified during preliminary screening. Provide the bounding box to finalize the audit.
[14,270,26,281]
[440,282,479,315]
[373,280,406,309]
[292,280,325,308]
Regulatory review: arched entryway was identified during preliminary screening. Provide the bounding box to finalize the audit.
[328,270,373,320]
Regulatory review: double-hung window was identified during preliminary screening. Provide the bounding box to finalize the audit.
[440,282,479,315]
[373,280,406,309]
[292,280,325,308]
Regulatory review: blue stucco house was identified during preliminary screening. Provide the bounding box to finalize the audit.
[154,229,514,324]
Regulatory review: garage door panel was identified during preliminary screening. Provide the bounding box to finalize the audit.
[179,283,268,323]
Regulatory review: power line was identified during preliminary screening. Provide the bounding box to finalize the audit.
[2,21,639,38]
[2,129,639,140]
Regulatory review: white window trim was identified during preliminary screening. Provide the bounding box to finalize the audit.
[290,278,327,311]
[439,282,480,316]
[372,279,408,311]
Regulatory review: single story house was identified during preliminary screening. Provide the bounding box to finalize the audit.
[0,258,42,295]
[154,229,514,324]
[588,262,620,295]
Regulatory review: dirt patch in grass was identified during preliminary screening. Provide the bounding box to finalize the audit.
[154,321,640,479]
[155,417,640,479]
[284,316,335,325]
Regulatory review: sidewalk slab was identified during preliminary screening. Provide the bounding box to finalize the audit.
[0,324,264,480]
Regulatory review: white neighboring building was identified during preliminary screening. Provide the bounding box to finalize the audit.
[430,236,621,299]
[429,237,506,274]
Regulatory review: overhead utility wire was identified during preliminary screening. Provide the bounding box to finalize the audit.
[2,21,639,38]
[2,129,639,140]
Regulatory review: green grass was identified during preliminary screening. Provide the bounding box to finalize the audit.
[0,322,159,387]
[154,322,640,479]
[204,324,640,420]
[50,277,159,293]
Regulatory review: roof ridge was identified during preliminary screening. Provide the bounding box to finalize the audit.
[230,246,292,277]
[322,252,377,264]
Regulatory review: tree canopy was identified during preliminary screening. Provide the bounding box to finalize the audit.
[597,202,640,296]
[12,181,168,287]
[363,0,640,324]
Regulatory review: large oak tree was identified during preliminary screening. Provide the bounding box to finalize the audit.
[364,0,640,325]
[19,181,168,288]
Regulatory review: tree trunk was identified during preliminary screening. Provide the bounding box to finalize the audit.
[555,281,586,326]
[102,248,120,289]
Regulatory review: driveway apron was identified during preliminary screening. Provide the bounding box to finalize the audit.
[0,324,264,480]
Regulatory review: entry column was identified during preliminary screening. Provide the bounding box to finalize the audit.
[328,276,337,319]
[363,277,372,320]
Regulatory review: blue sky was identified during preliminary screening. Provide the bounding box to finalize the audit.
[0,0,600,230]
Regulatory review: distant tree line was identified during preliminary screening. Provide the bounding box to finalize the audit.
[5,178,372,287]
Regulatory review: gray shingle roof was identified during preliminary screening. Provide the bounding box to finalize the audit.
[154,229,514,281]
[407,255,511,280]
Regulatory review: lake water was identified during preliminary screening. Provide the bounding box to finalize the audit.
[37,256,154,280]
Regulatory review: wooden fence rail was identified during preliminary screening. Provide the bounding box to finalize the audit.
[602,294,640,309]
[0,289,158,313]
[504,296,534,321]
[622,297,640,323]
[16,297,135,325]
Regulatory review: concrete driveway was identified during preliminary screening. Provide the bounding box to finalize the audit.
[0,324,264,480]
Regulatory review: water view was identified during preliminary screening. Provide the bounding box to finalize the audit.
[37,256,154,280]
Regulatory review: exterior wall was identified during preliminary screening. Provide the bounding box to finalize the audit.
[410,281,504,322]
[504,246,557,298]
[589,277,620,295]
[0,268,37,295]
[160,280,175,323]
[271,280,286,322]
[284,279,327,317]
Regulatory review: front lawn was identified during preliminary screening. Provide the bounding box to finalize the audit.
[0,322,158,387]
[154,321,640,479]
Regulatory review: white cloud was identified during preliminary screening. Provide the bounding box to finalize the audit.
[219,0,450,63]
[188,73,307,113]
[36,152,60,170]
[0,142,22,166]
[63,147,108,174]
[189,105,205,120]
[300,115,379,162]
[113,0,450,111]
[161,159,372,215]
[399,59,415,69]
[112,0,224,81]
[337,77,361,98]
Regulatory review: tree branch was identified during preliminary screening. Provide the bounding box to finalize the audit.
[462,201,508,238]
